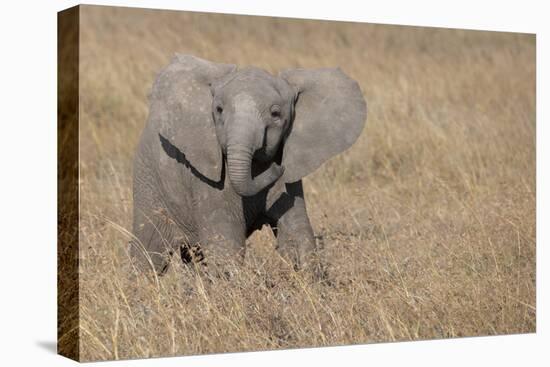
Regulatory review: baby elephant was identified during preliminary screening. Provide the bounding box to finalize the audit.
[130,54,366,275]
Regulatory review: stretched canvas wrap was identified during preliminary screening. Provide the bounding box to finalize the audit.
[58,4,536,362]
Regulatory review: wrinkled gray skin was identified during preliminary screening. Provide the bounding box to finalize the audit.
[130,54,367,275]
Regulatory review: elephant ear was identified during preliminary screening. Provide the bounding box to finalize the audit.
[279,68,367,183]
[149,54,236,182]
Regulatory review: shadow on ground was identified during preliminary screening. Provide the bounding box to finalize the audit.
[36,340,57,354]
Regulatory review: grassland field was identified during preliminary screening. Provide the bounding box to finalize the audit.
[66,5,535,361]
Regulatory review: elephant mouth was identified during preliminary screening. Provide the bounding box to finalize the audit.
[252,147,271,164]
[226,144,284,197]
[250,156,274,178]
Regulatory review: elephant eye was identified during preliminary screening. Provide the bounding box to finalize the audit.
[270,106,281,119]
[216,105,223,114]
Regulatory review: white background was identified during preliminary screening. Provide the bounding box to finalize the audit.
[0,0,547,365]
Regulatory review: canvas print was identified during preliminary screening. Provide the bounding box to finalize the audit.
[58,5,536,362]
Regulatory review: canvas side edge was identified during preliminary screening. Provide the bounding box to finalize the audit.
[57,5,80,362]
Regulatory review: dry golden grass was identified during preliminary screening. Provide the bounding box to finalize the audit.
[73,5,535,361]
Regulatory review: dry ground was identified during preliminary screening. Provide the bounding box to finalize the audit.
[71,5,535,361]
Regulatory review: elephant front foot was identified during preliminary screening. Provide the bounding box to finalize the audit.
[276,229,318,271]
[194,234,246,280]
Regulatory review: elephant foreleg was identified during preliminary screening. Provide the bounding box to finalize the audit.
[193,202,246,277]
[266,181,316,270]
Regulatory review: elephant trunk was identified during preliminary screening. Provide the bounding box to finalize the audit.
[226,143,284,197]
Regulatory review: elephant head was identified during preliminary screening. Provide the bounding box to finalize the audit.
[153,54,367,196]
